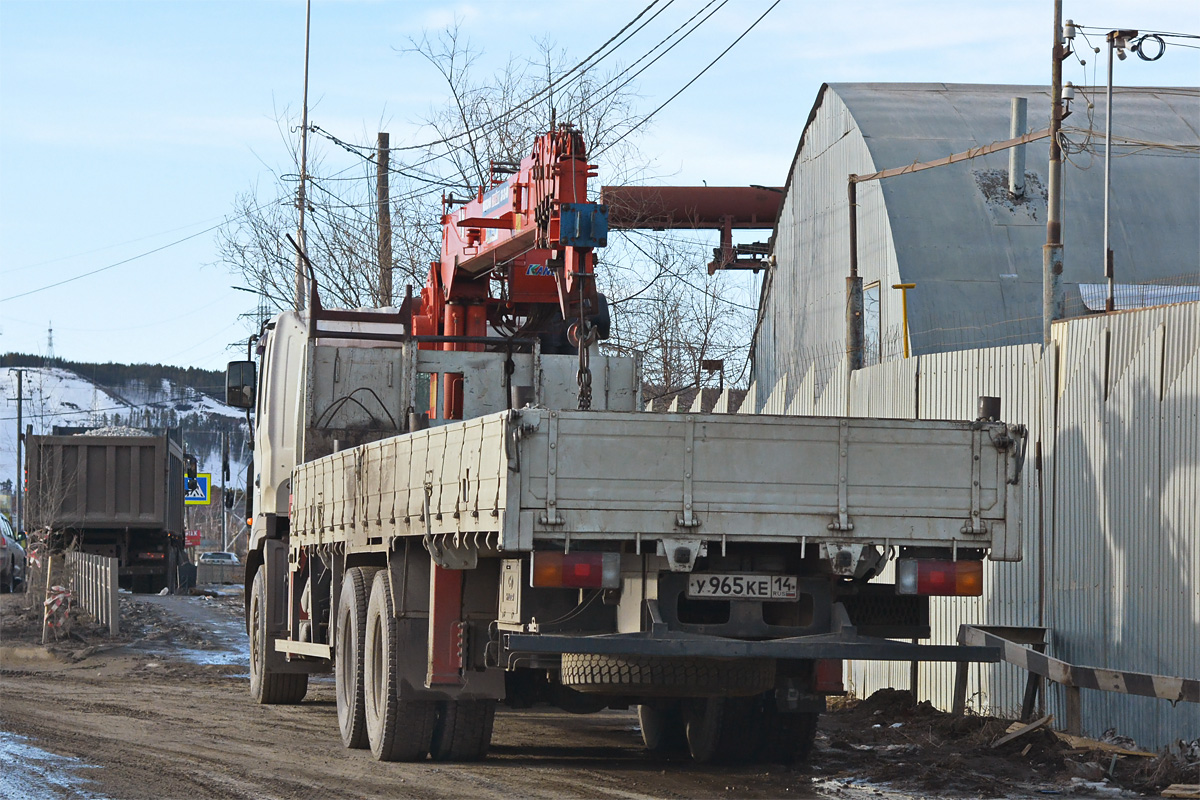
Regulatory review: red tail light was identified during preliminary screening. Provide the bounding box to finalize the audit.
[896,559,983,596]
[814,659,844,693]
[530,552,620,589]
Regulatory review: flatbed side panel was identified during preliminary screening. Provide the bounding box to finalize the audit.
[519,411,1012,549]
[292,409,1016,556]
[292,413,513,551]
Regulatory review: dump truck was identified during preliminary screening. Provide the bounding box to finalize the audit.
[226,125,1027,765]
[25,431,187,592]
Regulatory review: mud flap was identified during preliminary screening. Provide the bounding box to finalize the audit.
[386,544,503,701]
[262,539,318,674]
[428,566,464,687]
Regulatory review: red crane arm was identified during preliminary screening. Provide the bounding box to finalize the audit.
[416,126,607,337]
[409,125,610,419]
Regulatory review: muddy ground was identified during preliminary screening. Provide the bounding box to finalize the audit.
[1,589,1195,800]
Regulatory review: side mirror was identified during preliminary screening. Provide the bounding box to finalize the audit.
[226,360,257,409]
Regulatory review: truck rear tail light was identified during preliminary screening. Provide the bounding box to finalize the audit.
[137,552,166,560]
[814,659,844,693]
[530,552,620,589]
[896,559,983,596]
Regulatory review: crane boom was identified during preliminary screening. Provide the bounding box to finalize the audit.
[413,125,608,348]
[409,124,610,418]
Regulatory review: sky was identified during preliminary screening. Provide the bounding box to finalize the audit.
[0,0,1196,372]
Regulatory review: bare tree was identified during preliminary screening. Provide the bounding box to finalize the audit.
[404,29,644,189]
[218,23,755,393]
[602,231,755,399]
[22,432,76,613]
[218,134,427,312]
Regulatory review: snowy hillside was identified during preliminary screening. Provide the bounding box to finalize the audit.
[0,366,250,494]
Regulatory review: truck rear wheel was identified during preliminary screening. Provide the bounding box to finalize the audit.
[363,569,436,762]
[560,654,774,697]
[684,696,762,764]
[757,706,819,764]
[249,569,308,705]
[430,700,496,762]
[637,703,688,753]
[336,566,378,749]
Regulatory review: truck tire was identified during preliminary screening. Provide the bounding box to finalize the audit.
[429,700,496,762]
[757,706,819,764]
[684,696,763,764]
[249,569,308,705]
[363,569,436,762]
[560,654,775,697]
[335,566,378,749]
[637,703,688,753]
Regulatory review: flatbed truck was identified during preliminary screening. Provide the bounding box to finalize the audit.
[226,125,1026,764]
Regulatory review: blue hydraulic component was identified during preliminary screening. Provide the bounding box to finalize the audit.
[559,203,609,249]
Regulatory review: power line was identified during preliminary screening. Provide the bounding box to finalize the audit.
[623,230,759,311]
[0,215,243,276]
[384,0,674,157]
[304,0,687,178]
[0,197,284,304]
[0,389,233,423]
[594,0,783,160]
[308,125,466,188]
[579,0,729,123]
[1072,24,1200,40]
[26,297,230,334]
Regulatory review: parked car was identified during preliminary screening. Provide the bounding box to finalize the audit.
[0,515,27,593]
[198,551,241,566]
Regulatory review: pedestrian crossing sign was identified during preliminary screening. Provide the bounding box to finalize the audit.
[185,473,211,505]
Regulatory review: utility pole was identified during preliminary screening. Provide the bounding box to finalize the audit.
[295,0,313,312]
[14,368,24,535]
[846,180,864,372]
[376,132,393,307]
[220,431,228,551]
[1042,0,1067,347]
[1103,30,1137,313]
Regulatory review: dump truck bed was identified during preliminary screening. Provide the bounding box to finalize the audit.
[25,434,185,533]
[290,409,1022,561]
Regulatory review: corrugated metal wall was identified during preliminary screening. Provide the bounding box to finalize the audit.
[752,302,1199,747]
[756,88,904,404]
[1043,303,1200,748]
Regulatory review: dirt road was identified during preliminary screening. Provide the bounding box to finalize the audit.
[1,590,837,800]
[1,590,1186,799]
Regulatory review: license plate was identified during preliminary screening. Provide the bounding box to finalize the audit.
[686,573,799,601]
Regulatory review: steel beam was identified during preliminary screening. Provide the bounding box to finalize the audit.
[503,630,1002,663]
[601,186,782,230]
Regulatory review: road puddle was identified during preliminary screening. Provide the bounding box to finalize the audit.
[135,593,250,667]
[0,730,112,800]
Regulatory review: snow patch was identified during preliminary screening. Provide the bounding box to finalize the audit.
[0,730,111,800]
[0,367,249,494]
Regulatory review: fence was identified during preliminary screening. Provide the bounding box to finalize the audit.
[64,551,119,636]
[745,301,1200,748]
[196,563,241,585]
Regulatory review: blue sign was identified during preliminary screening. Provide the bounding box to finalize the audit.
[185,473,211,505]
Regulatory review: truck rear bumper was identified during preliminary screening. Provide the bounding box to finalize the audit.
[502,630,1001,663]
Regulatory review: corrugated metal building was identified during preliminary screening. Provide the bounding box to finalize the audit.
[754,83,1200,398]
[748,83,1199,748]
[747,303,1199,749]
